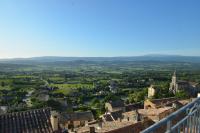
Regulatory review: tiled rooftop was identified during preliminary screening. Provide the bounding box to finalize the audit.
[0,108,53,133]
[149,97,177,106]
[60,111,94,122]
[138,107,173,116]
[97,121,134,132]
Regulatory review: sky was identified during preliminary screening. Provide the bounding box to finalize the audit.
[0,0,200,58]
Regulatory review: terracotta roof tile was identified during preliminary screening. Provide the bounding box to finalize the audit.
[138,107,173,116]
[0,108,53,133]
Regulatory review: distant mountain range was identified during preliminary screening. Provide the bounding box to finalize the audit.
[1,55,200,64]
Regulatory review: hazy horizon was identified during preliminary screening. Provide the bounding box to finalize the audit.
[0,0,200,58]
[1,54,200,60]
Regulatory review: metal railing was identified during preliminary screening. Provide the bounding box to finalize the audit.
[141,97,200,133]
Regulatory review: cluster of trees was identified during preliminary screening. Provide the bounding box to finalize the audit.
[0,89,27,105]
[30,98,63,111]
[128,88,148,103]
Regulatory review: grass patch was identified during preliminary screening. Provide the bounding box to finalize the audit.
[51,83,93,95]
[0,85,12,90]
[50,83,93,89]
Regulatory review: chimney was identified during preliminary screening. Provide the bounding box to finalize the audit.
[50,111,59,132]
[90,127,95,133]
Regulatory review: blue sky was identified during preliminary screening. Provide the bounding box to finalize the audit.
[0,0,200,58]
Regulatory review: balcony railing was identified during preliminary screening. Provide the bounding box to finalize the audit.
[141,97,200,133]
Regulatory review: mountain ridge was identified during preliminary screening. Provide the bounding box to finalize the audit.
[0,55,200,63]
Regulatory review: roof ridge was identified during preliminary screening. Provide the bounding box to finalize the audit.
[0,107,51,116]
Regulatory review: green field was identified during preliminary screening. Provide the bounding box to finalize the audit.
[50,83,93,95]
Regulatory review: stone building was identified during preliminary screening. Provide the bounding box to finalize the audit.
[105,100,125,112]
[102,110,123,122]
[144,97,190,110]
[148,85,159,98]
[144,97,177,109]
[169,71,200,96]
[102,101,143,122]
[122,110,142,123]
[122,107,174,123]
[137,107,174,122]
[60,111,94,129]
